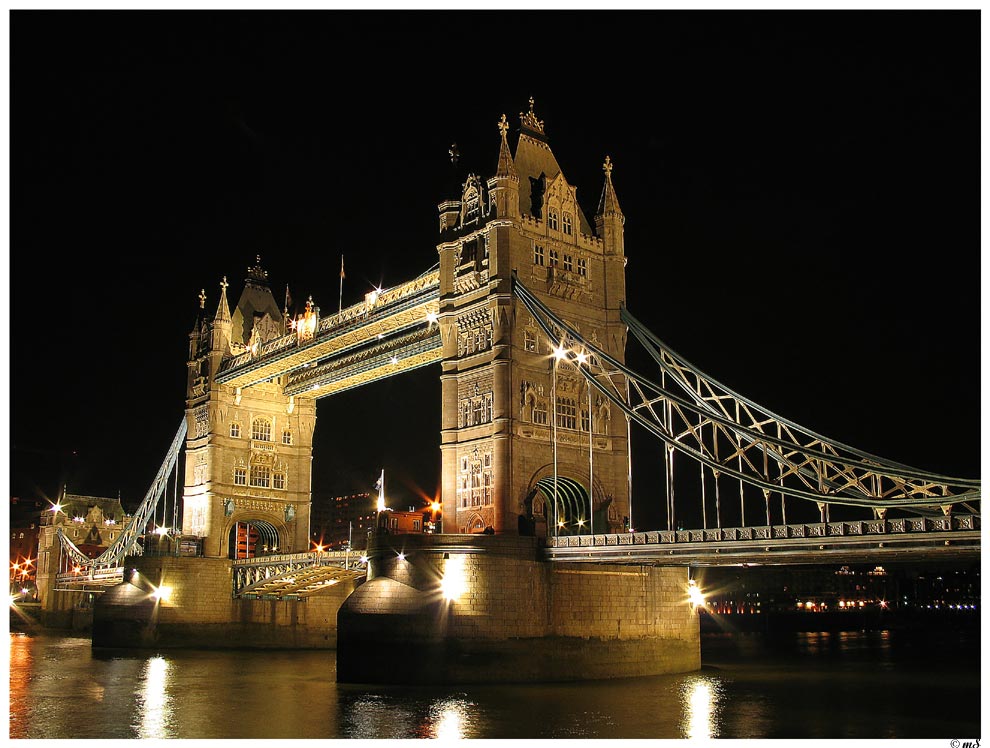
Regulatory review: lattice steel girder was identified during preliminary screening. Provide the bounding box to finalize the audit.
[512,276,980,511]
[216,274,440,390]
[236,564,366,598]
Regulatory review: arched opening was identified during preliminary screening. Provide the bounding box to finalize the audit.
[228,520,281,559]
[526,476,601,536]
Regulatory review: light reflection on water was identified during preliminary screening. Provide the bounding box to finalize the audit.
[136,656,173,739]
[8,628,980,740]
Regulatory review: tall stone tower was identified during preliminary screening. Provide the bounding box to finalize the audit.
[183,257,316,558]
[437,100,629,536]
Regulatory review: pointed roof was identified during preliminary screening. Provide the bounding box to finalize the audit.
[596,155,624,218]
[230,255,282,346]
[214,276,231,324]
[495,113,517,179]
[512,97,593,233]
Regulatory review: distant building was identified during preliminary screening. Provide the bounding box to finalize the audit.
[9,496,45,596]
[36,493,129,610]
[310,492,376,550]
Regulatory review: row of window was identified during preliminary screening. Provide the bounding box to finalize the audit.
[532,397,601,433]
[533,244,587,276]
[547,210,573,235]
[229,419,292,444]
[234,465,287,490]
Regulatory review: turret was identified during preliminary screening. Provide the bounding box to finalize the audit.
[595,155,625,256]
[486,113,520,221]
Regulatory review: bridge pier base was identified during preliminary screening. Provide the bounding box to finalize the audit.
[336,534,700,684]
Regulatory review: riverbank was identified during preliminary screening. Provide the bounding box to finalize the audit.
[699,607,980,633]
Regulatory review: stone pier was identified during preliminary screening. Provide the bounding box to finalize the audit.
[91,556,358,649]
[336,534,701,684]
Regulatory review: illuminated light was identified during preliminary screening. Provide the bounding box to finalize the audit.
[397,552,405,561]
[390,356,399,365]
[558,521,565,528]
[431,502,441,513]
[20,588,29,595]
[314,544,324,553]
[576,518,586,528]
[359,555,368,564]
[104,519,116,526]
[838,600,845,608]
[688,579,706,608]
[858,601,865,608]
[440,554,467,602]
[553,345,568,361]
[9,594,18,606]
[73,566,82,574]
[426,311,438,326]
[805,601,815,609]
[151,585,173,602]
[575,352,587,365]
[50,502,63,514]
[154,526,170,536]
[378,333,384,339]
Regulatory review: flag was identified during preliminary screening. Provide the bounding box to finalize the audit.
[284,284,292,310]
[340,255,346,280]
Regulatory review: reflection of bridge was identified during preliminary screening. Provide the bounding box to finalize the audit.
[39,99,979,680]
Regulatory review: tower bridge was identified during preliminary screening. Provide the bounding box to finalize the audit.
[36,98,979,683]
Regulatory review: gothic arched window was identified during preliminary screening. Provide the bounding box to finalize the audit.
[251,418,272,442]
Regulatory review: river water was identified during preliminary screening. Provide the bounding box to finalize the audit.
[8,626,980,740]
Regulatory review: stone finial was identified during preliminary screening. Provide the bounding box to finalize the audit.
[449,142,460,166]
[198,289,206,309]
[603,155,613,177]
[220,276,229,293]
[497,113,509,138]
[519,96,545,136]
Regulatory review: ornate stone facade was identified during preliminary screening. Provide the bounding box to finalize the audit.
[438,100,629,535]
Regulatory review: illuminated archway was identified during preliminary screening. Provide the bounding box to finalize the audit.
[529,476,594,536]
[227,519,281,559]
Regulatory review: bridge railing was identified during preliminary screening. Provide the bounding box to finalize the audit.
[548,513,980,548]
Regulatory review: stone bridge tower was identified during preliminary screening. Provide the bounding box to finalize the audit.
[437,100,629,536]
[182,258,316,558]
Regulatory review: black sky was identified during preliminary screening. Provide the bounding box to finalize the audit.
[7,9,981,529]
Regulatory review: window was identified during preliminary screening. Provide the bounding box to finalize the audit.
[250,465,271,488]
[534,244,545,265]
[230,423,241,438]
[549,249,559,267]
[473,399,485,425]
[252,418,272,442]
[234,467,247,486]
[413,519,421,531]
[282,430,292,445]
[533,400,549,425]
[581,407,590,432]
[524,329,537,352]
[273,472,286,490]
[556,397,578,430]
[562,212,573,235]
[577,258,587,277]
[548,210,559,231]
[563,254,573,272]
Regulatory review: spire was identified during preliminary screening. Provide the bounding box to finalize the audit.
[595,156,625,257]
[596,155,624,219]
[495,114,517,178]
[245,255,270,288]
[214,276,231,323]
[487,113,520,221]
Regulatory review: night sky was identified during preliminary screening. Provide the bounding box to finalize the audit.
[7,10,981,531]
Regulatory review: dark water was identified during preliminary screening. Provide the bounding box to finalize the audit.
[8,627,980,740]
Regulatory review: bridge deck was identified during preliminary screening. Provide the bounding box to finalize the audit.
[545,514,980,566]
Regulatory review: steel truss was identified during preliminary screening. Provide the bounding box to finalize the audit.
[513,276,980,523]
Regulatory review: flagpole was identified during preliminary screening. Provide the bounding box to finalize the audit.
[339,254,345,314]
